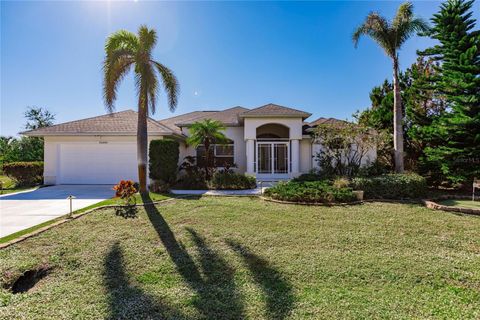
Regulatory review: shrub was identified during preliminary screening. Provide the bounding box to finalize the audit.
[175,156,208,190]
[149,140,179,187]
[264,180,356,203]
[113,180,137,205]
[351,173,427,199]
[175,171,208,190]
[2,161,43,186]
[292,172,323,182]
[333,177,350,189]
[209,172,256,190]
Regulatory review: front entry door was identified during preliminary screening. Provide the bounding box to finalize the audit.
[257,142,289,175]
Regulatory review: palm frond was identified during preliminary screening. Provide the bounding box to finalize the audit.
[152,61,180,112]
[103,55,134,112]
[186,119,227,147]
[392,2,414,28]
[395,17,429,47]
[105,30,138,57]
[138,25,157,54]
[353,12,395,57]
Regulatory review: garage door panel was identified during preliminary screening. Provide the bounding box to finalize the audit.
[58,143,138,184]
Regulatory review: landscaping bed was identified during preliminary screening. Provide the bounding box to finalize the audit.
[423,195,480,216]
[1,197,479,318]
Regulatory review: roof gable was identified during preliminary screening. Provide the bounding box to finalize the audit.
[240,103,311,119]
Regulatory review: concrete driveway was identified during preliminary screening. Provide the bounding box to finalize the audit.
[0,185,113,238]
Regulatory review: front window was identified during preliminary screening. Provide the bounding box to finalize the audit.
[196,143,234,167]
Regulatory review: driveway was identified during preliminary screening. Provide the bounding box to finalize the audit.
[0,185,113,238]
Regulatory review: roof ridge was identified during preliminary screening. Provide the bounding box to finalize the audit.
[21,109,136,134]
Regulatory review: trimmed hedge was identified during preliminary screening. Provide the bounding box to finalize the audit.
[264,181,357,204]
[209,172,256,190]
[351,173,427,199]
[149,139,179,185]
[3,161,43,186]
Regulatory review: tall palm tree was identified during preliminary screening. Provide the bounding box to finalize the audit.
[103,25,179,193]
[353,2,428,173]
[186,119,229,180]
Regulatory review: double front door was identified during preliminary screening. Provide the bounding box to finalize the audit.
[257,142,289,175]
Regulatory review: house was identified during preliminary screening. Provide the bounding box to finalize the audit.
[22,103,376,185]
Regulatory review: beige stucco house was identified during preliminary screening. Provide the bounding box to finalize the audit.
[23,103,376,185]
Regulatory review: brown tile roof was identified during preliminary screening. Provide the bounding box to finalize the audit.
[240,103,311,119]
[308,117,347,126]
[159,106,249,129]
[22,110,177,136]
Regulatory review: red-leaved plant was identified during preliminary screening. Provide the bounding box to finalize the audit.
[113,180,137,206]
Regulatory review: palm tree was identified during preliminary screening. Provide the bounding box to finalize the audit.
[186,119,229,180]
[103,25,179,193]
[353,2,428,173]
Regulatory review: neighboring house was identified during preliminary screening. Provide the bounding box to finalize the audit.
[22,103,376,185]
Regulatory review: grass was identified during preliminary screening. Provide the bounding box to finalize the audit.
[1,197,479,319]
[439,199,480,209]
[0,175,36,195]
[0,192,171,245]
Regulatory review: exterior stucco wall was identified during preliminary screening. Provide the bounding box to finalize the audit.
[300,138,313,173]
[43,135,164,185]
[178,126,246,173]
[243,118,303,140]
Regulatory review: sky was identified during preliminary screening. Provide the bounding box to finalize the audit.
[1,1,479,137]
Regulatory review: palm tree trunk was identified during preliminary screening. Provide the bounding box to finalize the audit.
[137,94,148,194]
[392,56,405,173]
[204,140,211,180]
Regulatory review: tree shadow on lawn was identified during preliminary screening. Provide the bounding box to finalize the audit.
[103,242,186,319]
[141,193,245,319]
[226,240,295,320]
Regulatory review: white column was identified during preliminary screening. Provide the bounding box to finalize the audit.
[291,139,300,177]
[246,139,255,174]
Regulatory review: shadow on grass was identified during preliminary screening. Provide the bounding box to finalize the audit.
[103,242,186,319]
[141,193,245,319]
[226,239,295,320]
[114,206,138,219]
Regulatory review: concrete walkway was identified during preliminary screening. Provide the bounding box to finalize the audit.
[170,188,263,196]
[0,185,113,238]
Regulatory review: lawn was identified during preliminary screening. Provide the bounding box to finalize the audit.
[0,175,35,195]
[0,192,171,245]
[439,199,480,209]
[1,197,479,319]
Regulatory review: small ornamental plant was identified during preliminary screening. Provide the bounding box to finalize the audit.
[113,180,137,206]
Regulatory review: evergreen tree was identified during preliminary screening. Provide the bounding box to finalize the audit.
[419,0,480,186]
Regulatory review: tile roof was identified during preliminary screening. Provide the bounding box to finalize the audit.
[159,106,249,129]
[240,103,311,119]
[308,117,347,126]
[22,110,176,136]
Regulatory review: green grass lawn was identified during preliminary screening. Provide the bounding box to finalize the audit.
[0,175,36,195]
[439,199,480,209]
[1,197,479,319]
[0,192,171,244]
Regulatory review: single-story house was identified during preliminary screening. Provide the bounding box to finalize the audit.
[22,103,376,185]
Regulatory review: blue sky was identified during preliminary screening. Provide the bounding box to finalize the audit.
[2,1,479,136]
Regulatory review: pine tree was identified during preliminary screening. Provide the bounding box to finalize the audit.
[419,0,480,186]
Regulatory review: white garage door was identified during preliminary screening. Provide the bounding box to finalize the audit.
[58,143,138,184]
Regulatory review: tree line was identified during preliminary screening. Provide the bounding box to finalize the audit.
[354,0,479,188]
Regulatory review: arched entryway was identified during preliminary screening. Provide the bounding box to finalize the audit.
[255,124,290,177]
